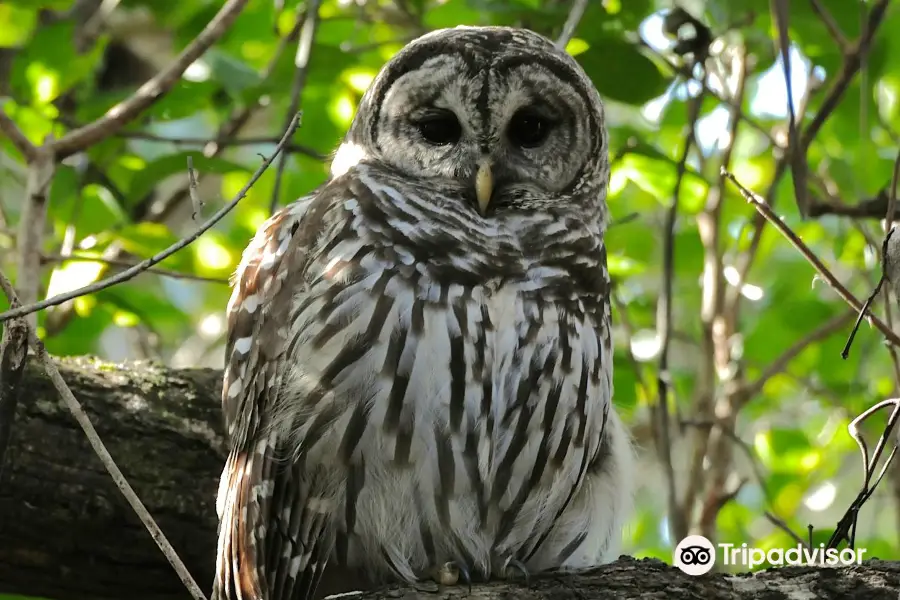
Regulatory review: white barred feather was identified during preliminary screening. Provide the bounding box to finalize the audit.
[212,25,634,600]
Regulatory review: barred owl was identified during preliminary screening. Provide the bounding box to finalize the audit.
[212,26,634,600]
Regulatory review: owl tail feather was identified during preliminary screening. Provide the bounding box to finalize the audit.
[212,449,267,600]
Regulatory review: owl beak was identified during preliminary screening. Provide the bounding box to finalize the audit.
[474,159,493,216]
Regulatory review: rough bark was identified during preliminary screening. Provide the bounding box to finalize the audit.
[1,357,899,600]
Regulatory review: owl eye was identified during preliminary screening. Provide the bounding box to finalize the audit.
[507,109,553,148]
[413,109,461,146]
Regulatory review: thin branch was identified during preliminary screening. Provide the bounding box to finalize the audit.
[556,0,588,48]
[693,47,749,542]
[51,0,250,160]
[107,129,326,160]
[808,190,900,220]
[16,138,55,329]
[800,0,889,150]
[270,0,321,215]
[0,273,207,600]
[741,309,855,401]
[0,108,38,163]
[657,91,703,543]
[640,41,777,145]
[809,0,849,53]
[133,10,305,225]
[829,398,900,549]
[764,512,810,549]
[878,149,900,387]
[187,157,203,219]
[39,253,229,285]
[728,0,887,315]
[721,168,900,348]
[38,9,305,339]
[0,112,302,324]
[770,0,808,216]
[886,150,900,237]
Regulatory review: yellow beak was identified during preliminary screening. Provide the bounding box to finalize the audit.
[475,159,493,216]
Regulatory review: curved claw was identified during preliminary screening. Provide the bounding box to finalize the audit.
[502,557,530,583]
[433,560,472,593]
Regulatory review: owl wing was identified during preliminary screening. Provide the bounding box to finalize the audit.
[212,190,338,600]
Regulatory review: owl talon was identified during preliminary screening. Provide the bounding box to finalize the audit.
[502,557,530,582]
[433,560,472,592]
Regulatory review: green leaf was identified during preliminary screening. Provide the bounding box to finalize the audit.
[99,221,190,271]
[97,283,192,336]
[127,152,248,206]
[576,39,670,105]
[202,48,264,97]
[0,4,38,47]
[9,20,107,104]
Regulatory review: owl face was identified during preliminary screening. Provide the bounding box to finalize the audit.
[336,27,610,222]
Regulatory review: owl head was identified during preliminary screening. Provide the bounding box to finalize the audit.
[332,26,610,225]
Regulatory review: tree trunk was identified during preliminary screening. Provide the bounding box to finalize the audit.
[1,357,898,599]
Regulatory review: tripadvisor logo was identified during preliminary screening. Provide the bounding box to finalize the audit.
[673,535,866,576]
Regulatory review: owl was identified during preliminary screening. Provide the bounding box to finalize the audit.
[212,26,635,600]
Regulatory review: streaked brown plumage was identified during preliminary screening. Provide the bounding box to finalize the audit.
[212,25,634,600]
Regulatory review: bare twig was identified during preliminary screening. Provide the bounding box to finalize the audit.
[764,512,810,549]
[556,0,588,48]
[270,0,321,215]
[800,0,889,150]
[52,0,250,159]
[133,10,306,226]
[829,398,900,549]
[187,156,203,220]
[693,49,749,542]
[640,41,776,144]
[770,0,808,217]
[658,92,703,542]
[39,253,229,285]
[103,129,325,160]
[0,108,38,163]
[877,149,900,385]
[0,112,302,324]
[0,272,207,600]
[681,418,773,510]
[843,272,887,359]
[728,0,888,315]
[809,0,849,53]
[36,10,305,340]
[722,168,900,349]
[78,0,123,48]
[808,190,900,220]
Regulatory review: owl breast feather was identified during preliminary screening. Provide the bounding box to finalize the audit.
[271,168,612,579]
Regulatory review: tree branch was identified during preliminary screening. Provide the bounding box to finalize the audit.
[0,108,37,163]
[657,90,703,544]
[722,169,900,349]
[51,0,250,160]
[0,112,301,324]
[2,356,899,600]
[809,0,849,53]
[556,0,588,48]
[0,277,207,600]
[270,0,322,214]
[740,309,856,401]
